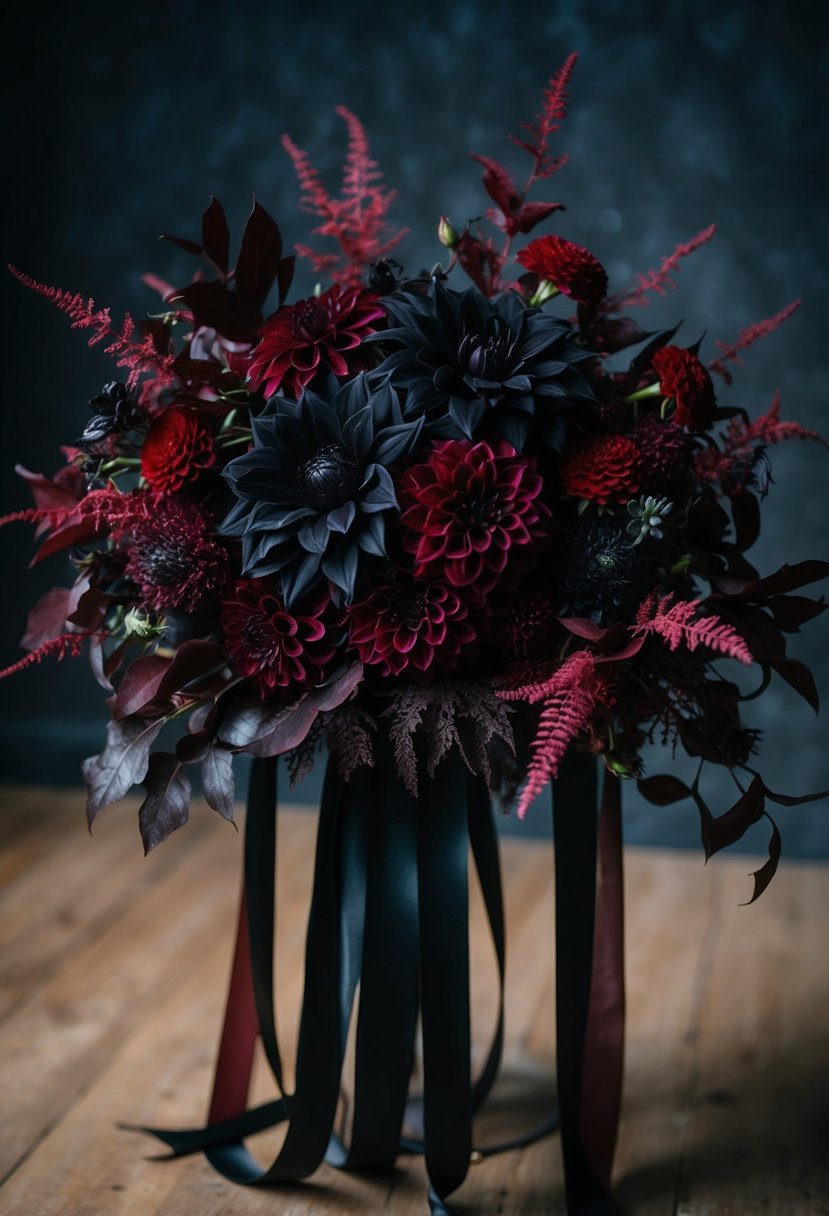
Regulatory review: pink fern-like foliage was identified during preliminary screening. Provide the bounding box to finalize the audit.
[281,107,408,286]
[633,593,753,665]
[606,224,717,312]
[510,51,579,183]
[738,390,829,450]
[709,300,802,385]
[695,391,829,491]
[0,632,86,681]
[503,649,608,818]
[8,266,175,391]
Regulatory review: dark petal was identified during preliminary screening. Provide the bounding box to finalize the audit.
[508,395,536,414]
[539,413,567,452]
[530,359,573,378]
[326,501,357,534]
[449,396,486,439]
[534,380,571,398]
[281,552,324,607]
[371,416,424,465]
[357,511,387,556]
[342,404,375,459]
[322,543,360,601]
[360,463,399,512]
[298,516,332,554]
[501,375,533,392]
[498,411,531,452]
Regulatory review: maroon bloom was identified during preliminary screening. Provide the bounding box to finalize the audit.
[240,284,385,399]
[517,235,608,307]
[652,345,716,432]
[398,439,549,596]
[560,432,640,506]
[347,569,476,677]
[140,407,215,493]
[221,580,337,697]
[119,495,228,613]
[631,414,691,496]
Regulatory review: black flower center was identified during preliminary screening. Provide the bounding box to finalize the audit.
[300,445,362,510]
[460,320,514,383]
[392,586,427,631]
[135,540,191,588]
[460,488,502,527]
[293,300,332,342]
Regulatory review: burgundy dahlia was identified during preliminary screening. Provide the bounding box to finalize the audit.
[494,587,561,658]
[560,432,641,505]
[652,345,716,432]
[631,414,691,496]
[120,496,228,614]
[221,580,336,698]
[141,407,215,493]
[347,569,476,677]
[398,439,549,595]
[517,235,608,308]
[240,284,385,399]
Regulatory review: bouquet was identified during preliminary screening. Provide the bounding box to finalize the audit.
[3,52,827,1215]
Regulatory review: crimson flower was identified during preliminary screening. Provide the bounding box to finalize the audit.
[560,432,640,505]
[652,345,716,432]
[221,580,337,698]
[141,407,215,493]
[517,235,608,308]
[347,569,476,677]
[399,439,549,595]
[119,495,228,613]
[240,284,385,399]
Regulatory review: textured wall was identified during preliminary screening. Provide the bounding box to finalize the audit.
[1,0,827,856]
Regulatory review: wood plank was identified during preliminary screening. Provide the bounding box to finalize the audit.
[0,786,72,886]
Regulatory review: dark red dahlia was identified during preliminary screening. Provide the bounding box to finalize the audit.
[221,580,336,698]
[493,588,561,658]
[652,345,716,432]
[120,496,228,613]
[347,569,476,677]
[517,235,608,308]
[398,439,549,596]
[631,414,691,495]
[241,285,385,399]
[560,433,641,506]
[141,407,215,493]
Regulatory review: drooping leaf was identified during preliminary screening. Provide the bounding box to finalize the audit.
[21,586,74,650]
[700,775,765,859]
[110,655,174,720]
[744,814,782,904]
[143,640,230,713]
[765,655,820,712]
[637,774,692,806]
[201,747,236,822]
[166,280,262,342]
[234,199,283,308]
[82,716,165,828]
[138,753,192,854]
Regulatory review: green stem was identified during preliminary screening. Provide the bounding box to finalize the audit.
[624,382,663,405]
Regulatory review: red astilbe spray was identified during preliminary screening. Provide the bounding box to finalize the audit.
[0,632,87,681]
[281,106,408,286]
[509,50,579,182]
[604,224,717,312]
[695,391,829,491]
[497,648,611,818]
[8,267,175,391]
[709,299,802,384]
[633,592,753,665]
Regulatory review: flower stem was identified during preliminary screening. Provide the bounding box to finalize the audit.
[624,381,662,405]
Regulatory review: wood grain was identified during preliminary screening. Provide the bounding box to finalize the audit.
[1,787,827,1214]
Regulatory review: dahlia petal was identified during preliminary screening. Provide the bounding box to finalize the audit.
[326,348,350,377]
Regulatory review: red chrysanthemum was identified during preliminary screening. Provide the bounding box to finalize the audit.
[652,345,716,432]
[119,495,228,614]
[560,433,641,505]
[221,580,337,698]
[398,439,550,596]
[240,284,385,399]
[631,414,691,495]
[140,407,215,493]
[516,235,608,307]
[347,569,476,677]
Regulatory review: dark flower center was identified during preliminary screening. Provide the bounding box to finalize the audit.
[459,319,514,383]
[300,445,362,510]
[293,299,332,342]
[392,586,427,631]
[460,488,502,527]
[136,540,192,587]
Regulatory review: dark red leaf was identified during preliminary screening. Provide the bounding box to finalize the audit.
[30,513,106,565]
[66,586,111,630]
[138,753,191,854]
[145,640,230,711]
[509,199,565,234]
[160,233,204,257]
[627,323,682,381]
[767,594,828,631]
[83,716,165,827]
[247,699,321,758]
[167,280,262,342]
[309,663,363,712]
[743,814,782,904]
[637,774,692,806]
[218,697,303,750]
[89,635,114,691]
[21,586,74,650]
[201,197,230,275]
[719,560,829,601]
[470,154,522,216]
[16,462,85,514]
[110,655,174,720]
[729,491,760,554]
[701,775,765,859]
[201,747,236,822]
[581,312,654,354]
[234,199,283,309]
[765,655,820,711]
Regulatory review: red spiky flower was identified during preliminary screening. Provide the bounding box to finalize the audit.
[560,432,641,505]
[347,568,476,677]
[652,345,716,432]
[516,234,608,307]
[398,439,549,596]
[221,580,336,698]
[140,407,216,493]
[239,284,385,399]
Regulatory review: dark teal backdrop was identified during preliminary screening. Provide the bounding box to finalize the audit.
[1,0,827,856]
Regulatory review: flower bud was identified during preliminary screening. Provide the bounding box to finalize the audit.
[437,216,459,249]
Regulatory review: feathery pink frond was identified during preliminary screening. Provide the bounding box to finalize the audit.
[633,593,753,665]
[9,266,175,391]
[514,649,606,818]
[0,632,86,680]
[709,300,802,385]
[607,224,717,311]
[510,52,578,183]
[496,659,564,703]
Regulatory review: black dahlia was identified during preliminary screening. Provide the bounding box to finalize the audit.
[373,281,595,451]
[221,374,423,606]
[77,380,144,448]
[556,517,642,625]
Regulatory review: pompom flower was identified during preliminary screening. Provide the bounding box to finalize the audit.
[516,235,608,308]
[631,414,691,495]
[221,579,336,698]
[347,569,476,677]
[560,432,641,505]
[119,495,228,613]
[399,438,550,595]
[140,407,215,493]
[241,284,385,399]
[651,345,716,432]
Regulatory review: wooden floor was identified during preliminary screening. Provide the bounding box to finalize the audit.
[1,787,828,1216]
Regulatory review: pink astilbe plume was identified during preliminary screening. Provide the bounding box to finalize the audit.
[738,390,829,450]
[498,649,609,818]
[606,224,717,312]
[510,51,578,182]
[281,107,407,285]
[633,593,753,665]
[0,632,87,681]
[709,300,802,385]
[695,391,829,491]
[8,266,175,391]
